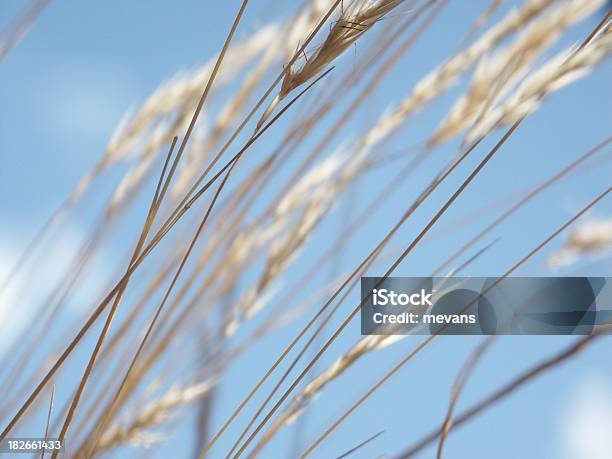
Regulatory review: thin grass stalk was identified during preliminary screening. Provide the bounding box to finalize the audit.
[220,2,446,339]
[0,22,269,299]
[191,4,414,250]
[201,128,486,459]
[0,0,49,61]
[358,0,557,150]
[53,136,181,456]
[430,0,603,144]
[299,187,611,458]
[4,0,343,437]
[256,0,410,130]
[231,245,380,459]
[432,135,612,276]
[264,0,440,215]
[454,0,506,51]
[80,69,334,456]
[436,337,494,458]
[40,384,55,459]
[84,158,238,458]
[396,332,609,458]
[249,239,496,457]
[232,115,523,459]
[12,65,327,451]
[336,430,386,459]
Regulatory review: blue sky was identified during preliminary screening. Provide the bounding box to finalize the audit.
[1,1,611,458]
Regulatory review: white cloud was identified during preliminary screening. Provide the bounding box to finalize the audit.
[0,223,112,351]
[0,246,24,341]
[559,375,612,459]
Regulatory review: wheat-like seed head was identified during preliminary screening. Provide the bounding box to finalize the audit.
[107,26,278,161]
[256,0,407,131]
[430,0,603,144]
[97,380,214,451]
[251,334,405,455]
[222,153,347,337]
[222,142,377,337]
[549,217,612,268]
[170,2,340,198]
[359,0,558,150]
[281,0,406,97]
[252,281,458,452]
[302,335,405,399]
[467,26,612,141]
[66,26,276,206]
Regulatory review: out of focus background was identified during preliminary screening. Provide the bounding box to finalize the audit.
[1,0,611,458]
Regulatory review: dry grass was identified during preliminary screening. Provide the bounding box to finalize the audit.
[1,1,611,458]
[257,0,409,130]
[549,217,612,268]
[430,0,604,144]
[97,380,215,451]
